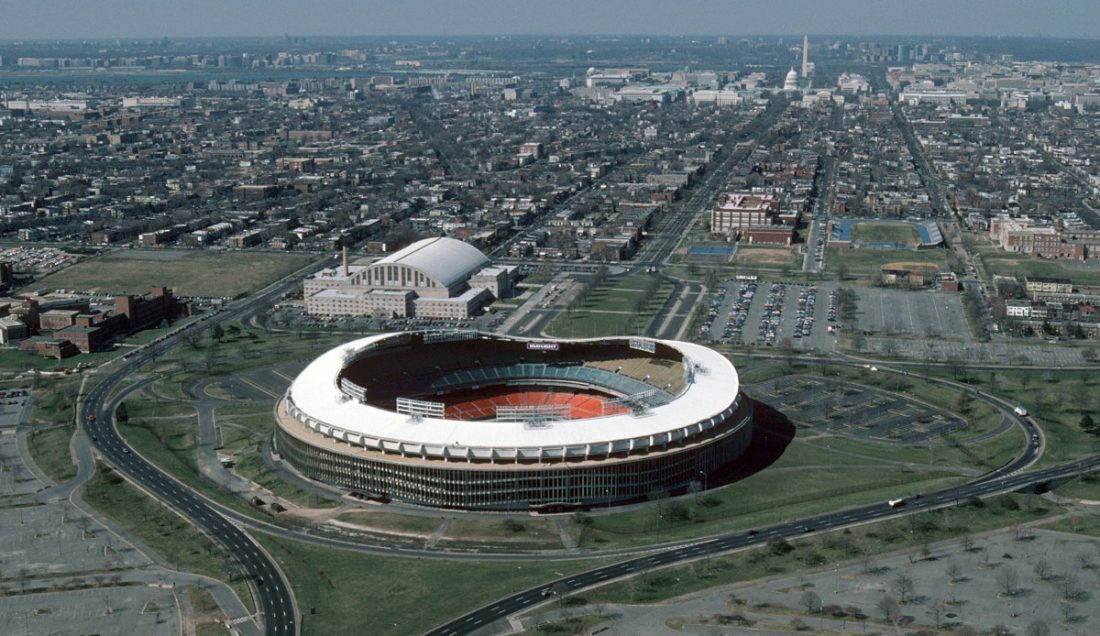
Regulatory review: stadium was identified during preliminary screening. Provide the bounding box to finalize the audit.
[274,331,753,511]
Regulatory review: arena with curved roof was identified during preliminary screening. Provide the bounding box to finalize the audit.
[303,237,514,319]
[274,331,753,510]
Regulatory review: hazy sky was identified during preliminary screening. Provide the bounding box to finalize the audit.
[3,0,1100,40]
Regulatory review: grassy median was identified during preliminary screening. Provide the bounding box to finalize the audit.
[256,533,608,636]
[83,463,255,613]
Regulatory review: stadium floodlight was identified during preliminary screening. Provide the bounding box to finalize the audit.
[496,404,569,427]
[396,397,445,419]
[422,330,479,344]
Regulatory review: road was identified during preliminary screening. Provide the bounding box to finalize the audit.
[425,450,1098,636]
[802,154,836,274]
[57,246,1097,636]
[74,259,330,636]
[422,359,1096,636]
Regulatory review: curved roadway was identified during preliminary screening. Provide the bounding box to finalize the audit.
[423,361,1100,636]
[75,261,330,636]
[70,259,1100,636]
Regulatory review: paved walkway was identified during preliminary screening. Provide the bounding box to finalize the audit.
[1,370,262,636]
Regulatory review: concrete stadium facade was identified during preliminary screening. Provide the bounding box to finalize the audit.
[274,331,753,510]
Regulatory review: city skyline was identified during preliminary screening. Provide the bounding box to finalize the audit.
[3,0,1100,40]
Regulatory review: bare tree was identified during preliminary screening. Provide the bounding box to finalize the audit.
[799,590,822,614]
[996,567,1019,597]
[1058,573,1080,601]
[1059,600,1074,623]
[892,573,915,603]
[876,595,901,624]
[1025,620,1051,636]
[1077,552,1095,571]
[926,600,947,628]
[859,550,877,575]
[1033,558,1052,581]
[946,561,963,584]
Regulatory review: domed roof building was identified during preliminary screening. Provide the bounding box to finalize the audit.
[783,67,800,92]
[304,237,514,320]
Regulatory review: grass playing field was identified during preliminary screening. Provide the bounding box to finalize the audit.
[27,250,317,297]
[826,247,948,275]
[851,222,921,245]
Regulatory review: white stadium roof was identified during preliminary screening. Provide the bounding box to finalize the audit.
[372,237,490,289]
[285,333,741,461]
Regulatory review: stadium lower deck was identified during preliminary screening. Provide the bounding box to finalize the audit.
[439,386,630,421]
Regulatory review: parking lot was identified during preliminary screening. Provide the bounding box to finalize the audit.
[0,502,148,576]
[580,528,1100,636]
[267,303,503,335]
[747,375,966,443]
[0,388,32,427]
[0,246,78,275]
[700,280,838,352]
[856,287,970,341]
[0,586,178,636]
[0,434,46,497]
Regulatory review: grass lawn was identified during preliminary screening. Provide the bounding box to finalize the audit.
[983,257,1100,288]
[29,376,81,425]
[152,374,200,402]
[231,451,338,509]
[26,423,76,482]
[158,332,344,376]
[334,511,442,536]
[851,222,920,245]
[519,271,557,286]
[27,251,317,298]
[826,247,948,276]
[917,367,1100,468]
[221,413,275,435]
[815,367,1010,443]
[574,493,1057,607]
[218,426,256,453]
[1053,472,1100,501]
[572,470,965,549]
[0,348,85,371]
[793,426,1024,474]
[216,404,275,417]
[1038,513,1100,538]
[743,365,1025,472]
[115,416,267,521]
[579,276,670,311]
[83,464,255,613]
[120,418,200,475]
[126,400,196,419]
[122,322,183,346]
[517,615,611,635]
[734,362,789,385]
[184,585,230,636]
[255,533,608,636]
[439,517,563,550]
[545,276,672,338]
[545,311,641,338]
